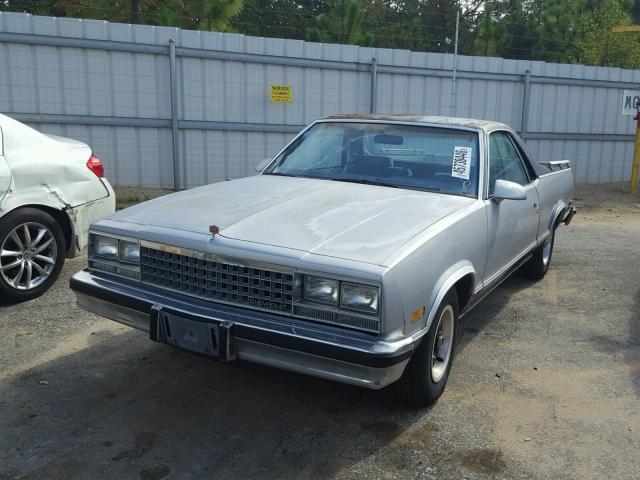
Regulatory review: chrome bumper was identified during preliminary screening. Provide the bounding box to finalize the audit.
[70,270,413,389]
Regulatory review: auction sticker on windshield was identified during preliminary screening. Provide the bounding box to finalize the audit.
[451,146,472,180]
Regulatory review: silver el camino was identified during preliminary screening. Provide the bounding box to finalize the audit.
[70,115,575,406]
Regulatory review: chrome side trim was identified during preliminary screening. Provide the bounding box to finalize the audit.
[463,245,537,317]
[538,230,551,242]
[471,231,550,297]
[477,239,538,291]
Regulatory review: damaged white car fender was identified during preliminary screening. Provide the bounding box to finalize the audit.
[0,113,115,301]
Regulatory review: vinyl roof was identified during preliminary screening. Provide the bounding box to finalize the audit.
[321,114,509,132]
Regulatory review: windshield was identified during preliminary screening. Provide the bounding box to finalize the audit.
[265,122,480,198]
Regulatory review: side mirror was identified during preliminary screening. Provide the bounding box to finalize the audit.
[493,179,527,202]
[255,158,272,173]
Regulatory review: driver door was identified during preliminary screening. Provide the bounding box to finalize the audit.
[483,131,540,284]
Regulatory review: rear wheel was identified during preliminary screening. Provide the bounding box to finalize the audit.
[0,209,66,302]
[395,290,459,407]
[520,229,555,280]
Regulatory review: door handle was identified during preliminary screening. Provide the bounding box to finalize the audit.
[533,201,542,212]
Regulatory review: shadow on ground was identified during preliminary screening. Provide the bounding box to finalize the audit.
[0,278,532,480]
[457,275,536,351]
[628,290,640,397]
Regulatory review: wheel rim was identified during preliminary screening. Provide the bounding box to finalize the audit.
[431,305,455,383]
[542,235,553,266]
[0,222,57,290]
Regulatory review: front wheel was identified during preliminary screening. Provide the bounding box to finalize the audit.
[395,290,459,407]
[0,208,66,302]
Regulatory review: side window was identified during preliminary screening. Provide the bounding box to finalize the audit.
[489,132,529,195]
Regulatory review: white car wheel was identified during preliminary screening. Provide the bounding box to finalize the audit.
[0,209,65,302]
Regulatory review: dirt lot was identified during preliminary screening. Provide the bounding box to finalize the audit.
[1,183,638,480]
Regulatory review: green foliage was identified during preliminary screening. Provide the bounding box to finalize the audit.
[574,0,640,68]
[306,0,374,46]
[2,0,640,68]
[46,0,244,31]
[192,0,245,31]
[230,0,323,39]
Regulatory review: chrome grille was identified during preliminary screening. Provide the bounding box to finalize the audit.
[140,246,294,314]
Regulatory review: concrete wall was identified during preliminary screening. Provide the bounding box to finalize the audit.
[1,12,638,188]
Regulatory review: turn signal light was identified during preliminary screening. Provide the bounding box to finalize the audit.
[410,306,426,323]
[86,154,104,178]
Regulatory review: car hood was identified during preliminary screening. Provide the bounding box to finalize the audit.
[110,175,474,265]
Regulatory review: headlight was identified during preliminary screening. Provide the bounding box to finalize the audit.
[304,276,339,305]
[118,240,140,264]
[341,282,379,313]
[89,233,140,280]
[94,235,118,258]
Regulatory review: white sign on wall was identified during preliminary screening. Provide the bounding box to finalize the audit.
[622,90,640,116]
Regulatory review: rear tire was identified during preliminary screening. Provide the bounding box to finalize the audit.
[0,208,66,302]
[395,290,459,407]
[520,229,555,280]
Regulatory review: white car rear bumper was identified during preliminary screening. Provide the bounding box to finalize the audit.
[66,179,116,257]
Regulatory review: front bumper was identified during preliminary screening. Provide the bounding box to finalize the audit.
[70,270,414,389]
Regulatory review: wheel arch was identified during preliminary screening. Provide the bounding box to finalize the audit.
[548,200,567,231]
[424,261,476,333]
[1,204,72,254]
[454,273,475,312]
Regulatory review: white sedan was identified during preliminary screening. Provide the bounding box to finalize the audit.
[0,114,116,301]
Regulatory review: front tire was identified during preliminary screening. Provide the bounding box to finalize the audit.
[396,290,459,407]
[0,208,66,302]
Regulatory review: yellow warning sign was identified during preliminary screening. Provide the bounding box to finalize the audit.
[270,84,292,103]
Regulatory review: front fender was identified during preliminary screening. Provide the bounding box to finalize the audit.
[423,261,476,334]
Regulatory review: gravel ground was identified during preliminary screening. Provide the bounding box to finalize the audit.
[0,182,638,480]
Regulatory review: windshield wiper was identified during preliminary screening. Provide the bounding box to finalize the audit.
[330,178,442,192]
[331,177,399,188]
[265,173,442,193]
[265,173,398,188]
[263,172,297,177]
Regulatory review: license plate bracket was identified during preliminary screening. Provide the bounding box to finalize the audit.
[149,305,232,360]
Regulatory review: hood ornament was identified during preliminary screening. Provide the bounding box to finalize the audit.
[209,225,220,236]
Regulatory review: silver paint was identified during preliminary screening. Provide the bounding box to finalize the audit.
[75,116,574,388]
